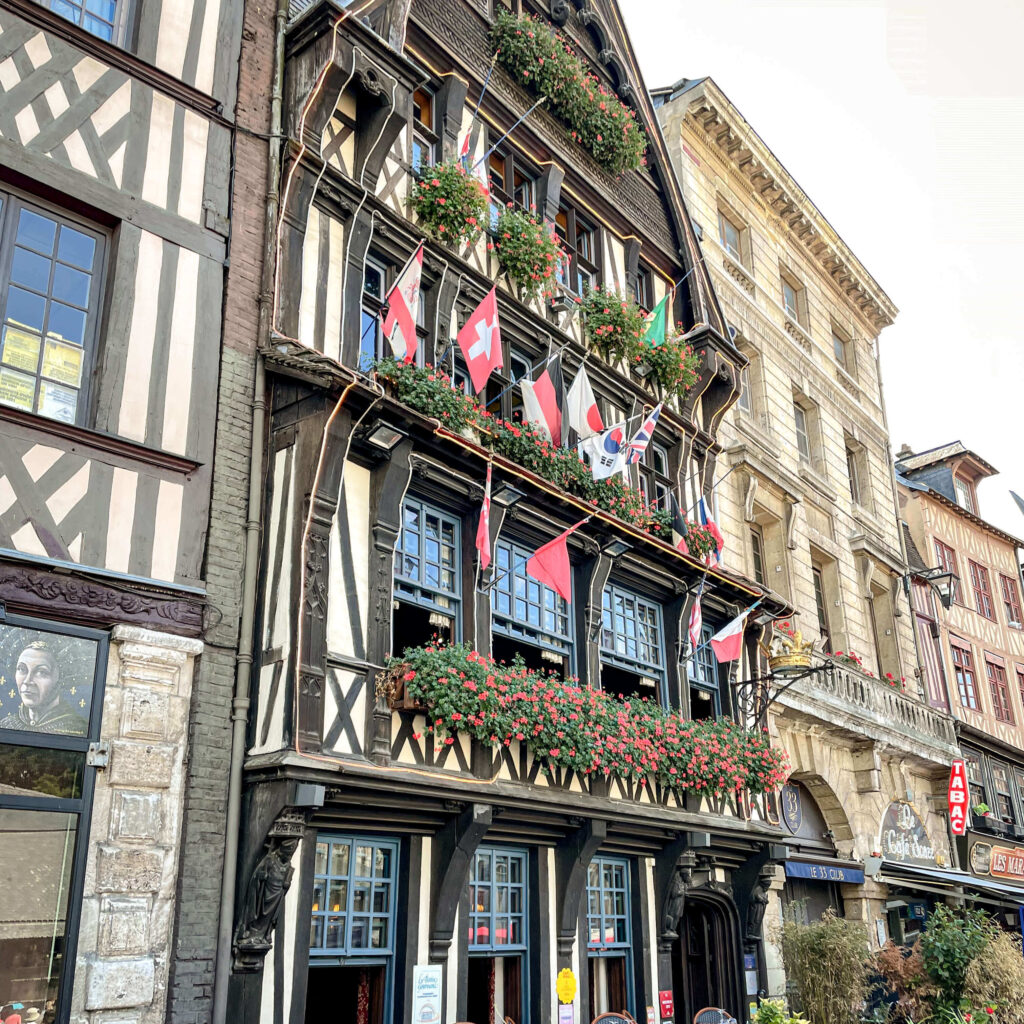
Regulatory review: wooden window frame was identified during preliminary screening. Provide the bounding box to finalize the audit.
[991,761,1017,823]
[969,560,995,620]
[951,637,979,710]
[632,263,653,311]
[639,441,672,512]
[1000,574,1023,628]
[411,87,439,174]
[986,655,1014,724]
[555,204,600,296]
[955,475,977,515]
[750,524,765,586]
[600,583,666,702]
[687,622,721,716]
[40,0,134,46]
[963,747,988,808]
[793,401,811,462]
[812,565,832,654]
[933,539,964,604]
[587,855,635,1018]
[487,142,538,217]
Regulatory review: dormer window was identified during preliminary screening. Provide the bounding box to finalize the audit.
[955,475,977,515]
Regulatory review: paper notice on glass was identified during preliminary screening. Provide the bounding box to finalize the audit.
[42,337,83,387]
[38,380,78,423]
[0,366,35,411]
[411,964,442,1024]
[1,325,42,373]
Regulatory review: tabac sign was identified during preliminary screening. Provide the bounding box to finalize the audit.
[880,800,936,866]
[948,759,969,837]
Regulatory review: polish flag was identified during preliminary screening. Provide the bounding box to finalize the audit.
[520,354,564,446]
[710,610,749,664]
[526,519,584,603]
[458,287,503,394]
[476,463,492,571]
[566,363,603,441]
[382,243,423,363]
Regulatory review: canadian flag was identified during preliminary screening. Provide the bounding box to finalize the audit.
[476,463,492,571]
[520,354,564,446]
[381,243,423,363]
[710,610,749,664]
[566,363,603,441]
[457,287,503,394]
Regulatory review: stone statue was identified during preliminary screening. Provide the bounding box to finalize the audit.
[236,837,299,949]
[745,875,771,943]
[662,866,688,938]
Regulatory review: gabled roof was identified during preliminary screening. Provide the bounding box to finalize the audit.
[896,441,998,479]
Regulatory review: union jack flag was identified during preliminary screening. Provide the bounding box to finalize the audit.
[625,403,662,465]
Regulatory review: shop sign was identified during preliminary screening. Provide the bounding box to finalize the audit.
[784,861,865,883]
[879,801,935,866]
[970,839,1024,883]
[411,965,442,1024]
[948,759,969,836]
[781,783,802,834]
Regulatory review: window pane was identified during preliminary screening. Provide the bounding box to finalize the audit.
[16,210,56,254]
[0,808,77,1015]
[0,744,85,799]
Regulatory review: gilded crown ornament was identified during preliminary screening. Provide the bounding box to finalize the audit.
[763,621,816,673]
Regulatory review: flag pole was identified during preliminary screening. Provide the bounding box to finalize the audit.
[471,97,548,172]
[486,341,571,407]
[681,570,709,661]
[678,461,743,520]
[689,598,763,661]
[465,53,499,141]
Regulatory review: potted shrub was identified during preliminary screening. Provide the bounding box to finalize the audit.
[972,803,994,829]
[578,285,647,363]
[625,326,702,399]
[491,206,566,301]
[410,162,489,247]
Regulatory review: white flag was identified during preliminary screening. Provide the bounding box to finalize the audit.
[566,364,604,441]
[580,422,628,481]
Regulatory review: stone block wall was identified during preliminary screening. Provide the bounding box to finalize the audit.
[70,626,203,1024]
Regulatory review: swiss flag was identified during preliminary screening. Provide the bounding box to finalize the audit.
[520,354,564,446]
[526,519,584,603]
[476,464,492,571]
[710,611,748,663]
[458,287,503,394]
[382,243,423,363]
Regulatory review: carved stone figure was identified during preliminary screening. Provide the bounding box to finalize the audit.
[662,866,688,938]
[235,837,299,950]
[745,875,771,943]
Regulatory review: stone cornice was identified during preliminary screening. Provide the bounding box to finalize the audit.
[668,79,898,333]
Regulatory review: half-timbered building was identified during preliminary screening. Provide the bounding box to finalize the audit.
[220,1,795,1022]
[0,0,242,1019]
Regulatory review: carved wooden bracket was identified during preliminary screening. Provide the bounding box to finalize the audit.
[556,818,607,960]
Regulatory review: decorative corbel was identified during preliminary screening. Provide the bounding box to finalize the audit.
[784,499,798,551]
[744,473,759,524]
[556,819,607,961]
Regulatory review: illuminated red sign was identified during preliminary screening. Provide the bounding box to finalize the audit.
[948,759,968,836]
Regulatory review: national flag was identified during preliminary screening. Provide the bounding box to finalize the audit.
[526,520,584,602]
[459,130,490,199]
[458,287,503,393]
[580,421,628,481]
[566,363,603,441]
[642,294,669,347]
[520,354,564,446]
[459,129,471,162]
[476,463,492,571]
[697,496,724,566]
[687,585,704,653]
[381,243,423,363]
[625,403,662,465]
[670,494,690,555]
[710,610,749,664]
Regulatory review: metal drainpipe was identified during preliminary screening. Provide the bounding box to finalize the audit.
[211,0,287,1017]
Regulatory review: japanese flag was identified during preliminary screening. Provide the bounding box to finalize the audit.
[566,363,604,441]
[382,243,423,363]
[457,287,503,394]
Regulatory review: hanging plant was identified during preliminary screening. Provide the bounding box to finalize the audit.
[579,285,648,361]
[389,640,790,797]
[490,206,566,300]
[410,162,489,247]
[490,11,648,175]
[626,327,702,398]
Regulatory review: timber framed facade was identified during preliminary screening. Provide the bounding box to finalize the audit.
[222,1,795,1022]
[0,0,242,1018]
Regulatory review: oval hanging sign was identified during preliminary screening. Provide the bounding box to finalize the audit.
[781,783,803,834]
[879,800,936,866]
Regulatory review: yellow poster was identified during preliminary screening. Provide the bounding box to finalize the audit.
[1,325,41,373]
[556,967,577,1004]
[42,337,83,387]
[0,367,35,411]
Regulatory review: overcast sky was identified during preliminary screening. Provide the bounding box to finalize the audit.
[624,0,1024,539]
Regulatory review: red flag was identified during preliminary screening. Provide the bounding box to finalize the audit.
[520,354,564,445]
[476,464,492,571]
[526,519,584,602]
[381,243,423,363]
[458,287,503,394]
[688,593,703,651]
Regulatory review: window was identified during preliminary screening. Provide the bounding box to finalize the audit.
[793,403,811,462]
[951,638,979,710]
[393,498,461,647]
[750,525,765,585]
[986,656,1014,724]
[846,446,861,505]
[488,145,537,221]
[781,275,804,324]
[812,566,832,654]
[831,325,851,372]
[492,539,572,673]
[933,540,964,604]
[41,0,126,42]
[736,364,752,414]
[688,623,720,718]
[0,615,107,1021]
[359,258,386,372]
[587,856,633,1017]
[1017,667,1024,717]
[718,209,744,264]
[1001,575,1023,628]
[955,476,977,515]
[969,561,995,620]
[411,88,438,173]
[555,206,599,295]
[639,442,672,511]
[963,749,987,810]
[467,847,528,1024]
[309,835,399,1022]
[633,265,653,311]
[992,763,1016,823]
[0,192,105,425]
[600,585,665,703]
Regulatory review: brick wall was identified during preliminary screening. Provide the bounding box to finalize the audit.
[165,0,274,1017]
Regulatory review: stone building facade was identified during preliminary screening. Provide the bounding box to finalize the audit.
[655,77,959,990]
[0,0,243,1020]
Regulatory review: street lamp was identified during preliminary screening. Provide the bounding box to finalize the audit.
[908,566,959,611]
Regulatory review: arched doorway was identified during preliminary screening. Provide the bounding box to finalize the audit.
[670,891,746,1023]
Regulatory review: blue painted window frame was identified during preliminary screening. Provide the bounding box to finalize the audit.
[586,855,634,1015]
[600,584,666,697]
[491,539,573,667]
[688,623,721,714]
[394,497,461,636]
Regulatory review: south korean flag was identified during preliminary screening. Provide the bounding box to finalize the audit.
[581,421,628,481]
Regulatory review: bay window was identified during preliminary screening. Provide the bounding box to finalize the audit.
[600,584,665,703]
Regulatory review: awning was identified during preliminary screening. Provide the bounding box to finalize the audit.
[785,859,864,884]
[878,860,1024,907]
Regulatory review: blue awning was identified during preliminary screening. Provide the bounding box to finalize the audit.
[785,860,865,884]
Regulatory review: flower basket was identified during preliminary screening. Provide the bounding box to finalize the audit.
[491,206,566,301]
[375,662,428,711]
[410,162,488,248]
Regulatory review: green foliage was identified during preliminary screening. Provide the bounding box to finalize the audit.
[963,930,1024,1024]
[752,999,809,1024]
[780,912,870,1024]
[632,329,702,396]
[410,162,489,246]
[919,905,994,1014]
[374,357,719,559]
[490,11,648,174]
[491,207,565,300]
[386,640,790,797]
